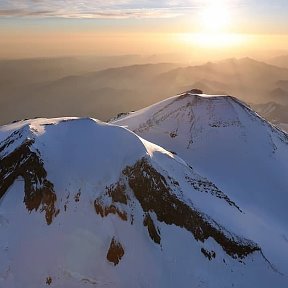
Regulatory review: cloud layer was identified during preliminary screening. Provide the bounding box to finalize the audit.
[0,0,202,19]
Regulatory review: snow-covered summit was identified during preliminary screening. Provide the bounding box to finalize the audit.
[0,111,287,287]
[112,91,288,282]
[112,92,288,225]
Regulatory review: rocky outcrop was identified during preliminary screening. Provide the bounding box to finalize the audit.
[123,158,260,259]
[143,213,161,244]
[0,132,58,225]
[107,237,125,266]
[94,181,128,221]
[93,156,260,260]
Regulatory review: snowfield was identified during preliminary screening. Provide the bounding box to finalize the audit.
[113,92,288,283]
[0,93,288,287]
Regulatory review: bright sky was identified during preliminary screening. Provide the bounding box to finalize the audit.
[0,0,288,59]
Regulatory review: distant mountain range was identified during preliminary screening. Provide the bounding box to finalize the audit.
[268,54,288,69]
[252,102,288,132]
[1,56,288,128]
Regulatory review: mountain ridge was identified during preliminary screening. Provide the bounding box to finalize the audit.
[1,95,288,287]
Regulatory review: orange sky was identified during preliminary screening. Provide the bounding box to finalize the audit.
[0,0,288,60]
[1,29,287,61]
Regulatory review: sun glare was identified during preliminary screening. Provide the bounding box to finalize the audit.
[195,33,245,47]
[180,0,245,48]
[179,32,246,48]
[199,2,231,33]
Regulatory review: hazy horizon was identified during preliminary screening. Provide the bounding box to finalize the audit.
[1,0,288,61]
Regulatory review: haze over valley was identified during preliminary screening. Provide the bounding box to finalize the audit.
[1,54,288,131]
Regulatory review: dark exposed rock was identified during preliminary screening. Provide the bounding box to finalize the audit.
[0,137,58,225]
[209,120,241,128]
[176,91,202,102]
[189,89,204,94]
[143,213,161,244]
[123,158,260,259]
[185,176,242,212]
[107,237,125,266]
[108,112,132,122]
[167,176,180,187]
[74,190,81,202]
[94,200,128,221]
[106,182,128,204]
[94,181,129,221]
[170,131,178,138]
[0,130,21,155]
[46,276,52,285]
[201,248,216,260]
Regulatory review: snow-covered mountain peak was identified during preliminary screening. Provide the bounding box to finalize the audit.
[0,117,166,168]
[113,91,286,138]
[1,117,191,202]
[112,91,288,166]
[111,92,288,282]
[1,110,288,287]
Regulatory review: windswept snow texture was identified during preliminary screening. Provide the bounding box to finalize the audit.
[113,92,288,282]
[0,116,287,287]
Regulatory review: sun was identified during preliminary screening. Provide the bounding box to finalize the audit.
[178,0,246,48]
[199,2,231,33]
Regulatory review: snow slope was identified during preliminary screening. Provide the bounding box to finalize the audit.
[0,116,287,287]
[112,92,288,222]
[113,91,288,281]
